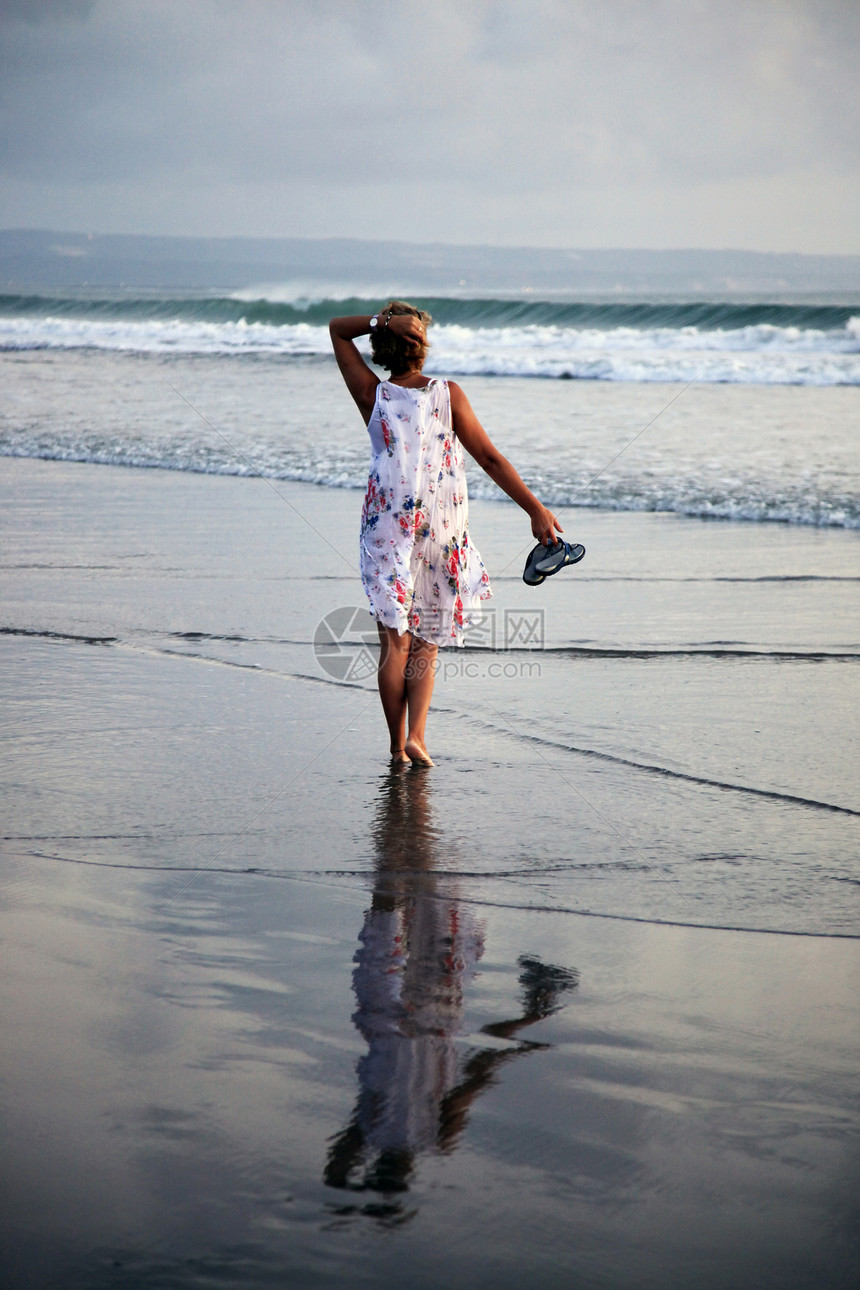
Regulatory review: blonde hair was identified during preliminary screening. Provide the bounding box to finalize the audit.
[369,300,432,373]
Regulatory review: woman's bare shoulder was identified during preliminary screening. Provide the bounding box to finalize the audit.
[447,380,471,408]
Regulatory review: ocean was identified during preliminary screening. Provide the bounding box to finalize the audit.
[1,286,859,529]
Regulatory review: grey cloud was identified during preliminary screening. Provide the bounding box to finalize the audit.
[0,0,857,248]
[0,0,95,22]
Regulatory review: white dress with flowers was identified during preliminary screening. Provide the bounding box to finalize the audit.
[360,379,492,646]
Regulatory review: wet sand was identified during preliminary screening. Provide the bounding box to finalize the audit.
[1,457,859,1288]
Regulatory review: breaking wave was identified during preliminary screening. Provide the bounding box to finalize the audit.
[1,291,858,385]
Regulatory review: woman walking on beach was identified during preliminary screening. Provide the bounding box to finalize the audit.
[330,302,561,766]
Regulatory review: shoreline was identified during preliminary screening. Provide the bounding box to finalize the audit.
[2,457,858,937]
[2,455,859,1285]
[3,347,860,529]
[14,830,860,941]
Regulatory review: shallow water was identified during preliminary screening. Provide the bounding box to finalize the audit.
[2,455,859,1287]
[3,459,857,936]
[2,348,859,526]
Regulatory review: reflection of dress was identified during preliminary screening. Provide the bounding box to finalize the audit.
[360,379,492,646]
[351,896,484,1153]
[324,769,578,1201]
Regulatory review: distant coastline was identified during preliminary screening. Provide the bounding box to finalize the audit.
[2,228,860,301]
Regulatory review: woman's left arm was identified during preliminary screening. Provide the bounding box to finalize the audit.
[449,382,562,545]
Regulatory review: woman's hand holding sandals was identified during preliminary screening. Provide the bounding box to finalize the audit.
[530,504,563,546]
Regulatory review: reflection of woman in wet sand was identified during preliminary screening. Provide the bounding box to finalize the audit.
[324,767,578,1204]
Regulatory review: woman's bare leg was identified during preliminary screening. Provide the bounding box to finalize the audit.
[376,624,411,762]
[404,636,438,766]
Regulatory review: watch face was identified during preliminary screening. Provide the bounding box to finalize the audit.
[370,316,378,329]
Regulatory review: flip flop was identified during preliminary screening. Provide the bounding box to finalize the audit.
[522,544,548,586]
[535,539,586,575]
[523,540,586,585]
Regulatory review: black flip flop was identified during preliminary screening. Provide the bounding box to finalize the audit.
[523,540,586,586]
[535,539,585,575]
[522,543,548,586]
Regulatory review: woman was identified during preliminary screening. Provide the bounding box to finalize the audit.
[329,301,561,766]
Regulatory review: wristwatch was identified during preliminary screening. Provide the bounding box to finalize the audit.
[369,315,379,331]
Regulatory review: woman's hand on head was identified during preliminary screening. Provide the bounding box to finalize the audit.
[386,311,426,346]
[531,505,563,546]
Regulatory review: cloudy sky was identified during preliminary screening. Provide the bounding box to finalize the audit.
[1,0,858,252]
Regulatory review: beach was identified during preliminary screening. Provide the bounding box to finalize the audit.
[3,0,860,1277]
[2,450,858,1288]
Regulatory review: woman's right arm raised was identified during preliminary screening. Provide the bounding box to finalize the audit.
[328,316,380,424]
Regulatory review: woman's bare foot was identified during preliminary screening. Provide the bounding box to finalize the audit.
[404,737,434,766]
[390,748,411,765]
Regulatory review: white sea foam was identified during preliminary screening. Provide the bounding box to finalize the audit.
[0,314,323,355]
[2,302,857,529]
[1,314,859,385]
[229,280,421,307]
[3,432,857,530]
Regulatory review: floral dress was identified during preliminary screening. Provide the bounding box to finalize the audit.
[360,379,492,646]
